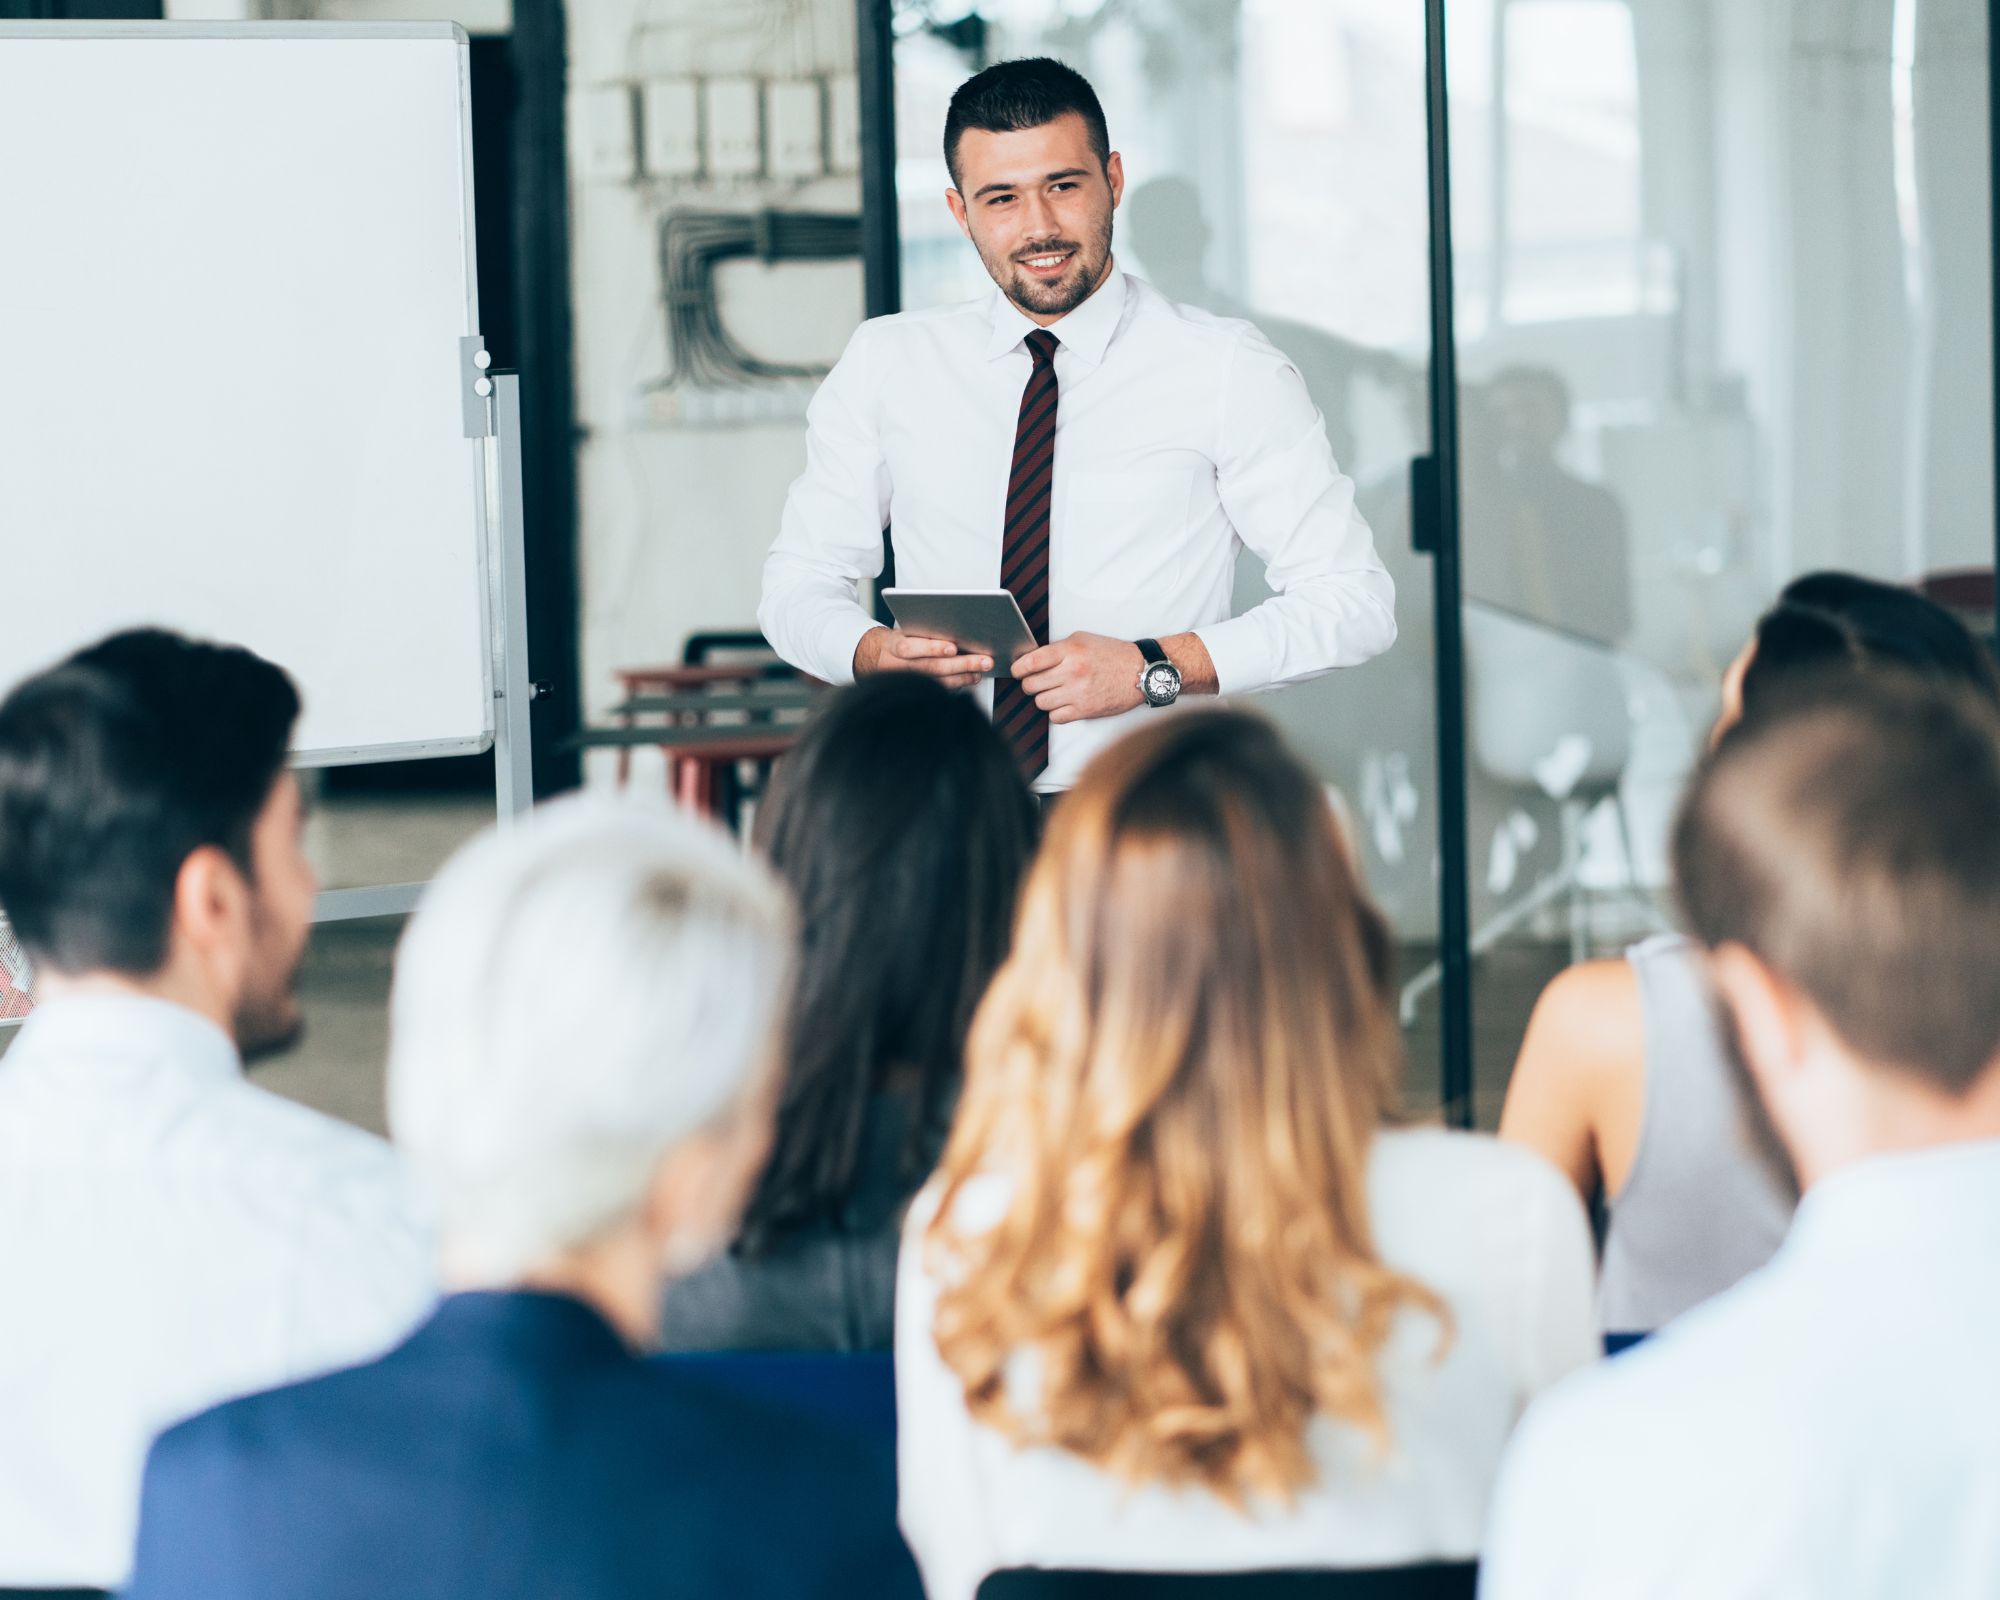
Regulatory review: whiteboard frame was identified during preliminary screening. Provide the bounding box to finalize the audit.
[0,21,537,967]
[0,19,495,767]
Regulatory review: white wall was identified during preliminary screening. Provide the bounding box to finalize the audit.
[167,0,510,24]
[564,0,864,782]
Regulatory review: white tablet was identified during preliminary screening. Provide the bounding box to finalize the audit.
[881,588,1039,677]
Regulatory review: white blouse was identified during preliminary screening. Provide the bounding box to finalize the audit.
[894,1127,1596,1599]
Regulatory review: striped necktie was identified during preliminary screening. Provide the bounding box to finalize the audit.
[994,328,1059,780]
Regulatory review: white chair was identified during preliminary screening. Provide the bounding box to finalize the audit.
[1400,603,1650,1023]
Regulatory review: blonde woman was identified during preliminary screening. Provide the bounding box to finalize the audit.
[894,712,1597,1597]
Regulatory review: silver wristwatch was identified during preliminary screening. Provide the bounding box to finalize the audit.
[1134,638,1182,707]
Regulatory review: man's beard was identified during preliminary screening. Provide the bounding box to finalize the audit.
[235,906,308,1067]
[237,1001,304,1067]
[987,213,1115,319]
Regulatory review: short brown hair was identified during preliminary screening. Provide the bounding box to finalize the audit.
[943,57,1110,190]
[1673,670,2000,1094]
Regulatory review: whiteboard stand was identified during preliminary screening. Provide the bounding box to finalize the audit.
[311,344,536,925]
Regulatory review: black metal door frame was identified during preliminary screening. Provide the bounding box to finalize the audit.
[1417,0,1474,1127]
[509,0,584,797]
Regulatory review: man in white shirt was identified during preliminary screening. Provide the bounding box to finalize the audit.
[0,629,434,1590]
[760,57,1395,793]
[1481,672,2000,1600]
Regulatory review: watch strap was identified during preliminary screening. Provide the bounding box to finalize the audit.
[1136,637,1167,667]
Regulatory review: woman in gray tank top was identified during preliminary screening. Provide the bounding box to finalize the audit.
[1500,572,2000,1339]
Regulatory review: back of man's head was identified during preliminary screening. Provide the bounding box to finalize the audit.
[1674,670,2000,1096]
[0,629,299,977]
[388,796,794,1284]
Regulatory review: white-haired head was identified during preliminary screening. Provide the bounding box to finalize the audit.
[388,795,793,1284]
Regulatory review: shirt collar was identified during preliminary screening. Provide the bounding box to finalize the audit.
[7,991,240,1085]
[982,263,1131,368]
[1787,1138,2000,1262]
[420,1289,633,1366]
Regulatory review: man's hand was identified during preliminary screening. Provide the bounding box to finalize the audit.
[853,626,991,689]
[1010,632,1147,724]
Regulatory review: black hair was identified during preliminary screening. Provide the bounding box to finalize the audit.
[1738,570,2000,721]
[737,674,1036,1253]
[0,629,300,976]
[943,56,1111,190]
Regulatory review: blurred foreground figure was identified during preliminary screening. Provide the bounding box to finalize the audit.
[127,798,920,1600]
[0,630,431,1591]
[1485,673,2000,1600]
[898,710,1595,1598]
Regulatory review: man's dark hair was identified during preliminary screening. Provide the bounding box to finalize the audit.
[735,673,1035,1254]
[0,629,300,977]
[1674,670,2000,1095]
[943,56,1110,189]
[1738,570,2000,720]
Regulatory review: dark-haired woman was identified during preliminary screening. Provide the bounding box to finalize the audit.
[1499,571,2000,1341]
[659,673,1036,1352]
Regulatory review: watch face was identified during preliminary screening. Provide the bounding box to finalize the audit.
[1144,663,1180,704]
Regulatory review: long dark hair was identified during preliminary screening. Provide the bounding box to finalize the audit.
[1740,571,2000,718]
[737,674,1036,1252]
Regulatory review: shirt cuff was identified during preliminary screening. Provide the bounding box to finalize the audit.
[1192,617,1275,697]
[816,608,880,686]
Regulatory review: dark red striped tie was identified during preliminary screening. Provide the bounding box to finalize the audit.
[994,328,1059,780]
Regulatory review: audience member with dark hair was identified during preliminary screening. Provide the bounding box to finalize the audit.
[1485,671,2000,1597]
[1499,572,2000,1338]
[896,711,1594,1599]
[0,629,432,1591]
[661,674,1035,1352]
[125,798,922,1600]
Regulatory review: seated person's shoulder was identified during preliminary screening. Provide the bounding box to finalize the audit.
[616,1362,911,1573]
[1368,1125,1595,1341]
[136,1351,380,1520]
[1527,957,1645,1066]
[1498,1277,1807,1523]
[1372,1122,1588,1222]
[205,1080,418,1223]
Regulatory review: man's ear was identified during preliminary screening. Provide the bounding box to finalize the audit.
[171,844,252,963]
[1106,149,1125,209]
[1707,942,1809,1101]
[945,185,971,240]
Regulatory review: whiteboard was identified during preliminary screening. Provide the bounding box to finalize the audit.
[0,23,491,763]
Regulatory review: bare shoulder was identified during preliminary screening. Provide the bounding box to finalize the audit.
[1524,958,1645,1072]
[1500,957,1647,1198]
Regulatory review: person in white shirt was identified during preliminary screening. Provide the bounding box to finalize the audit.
[1482,672,2000,1600]
[760,57,1396,793]
[0,629,434,1591]
[895,710,1595,1599]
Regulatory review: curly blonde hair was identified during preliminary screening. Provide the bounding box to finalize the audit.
[925,711,1447,1504]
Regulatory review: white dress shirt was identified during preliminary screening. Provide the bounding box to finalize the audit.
[895,1128,1596,1599]
[760,268,1397,791]
[1482,1140,2000,1600]
[0,994,435,1588]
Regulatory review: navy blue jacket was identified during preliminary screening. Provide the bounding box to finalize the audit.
[123,1290,922,1600]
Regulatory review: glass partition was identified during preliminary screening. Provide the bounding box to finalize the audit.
[891,0,1454,1104]
[1447,0,1995,1121]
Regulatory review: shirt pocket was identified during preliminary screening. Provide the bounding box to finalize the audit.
[1060,467,1195,599]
